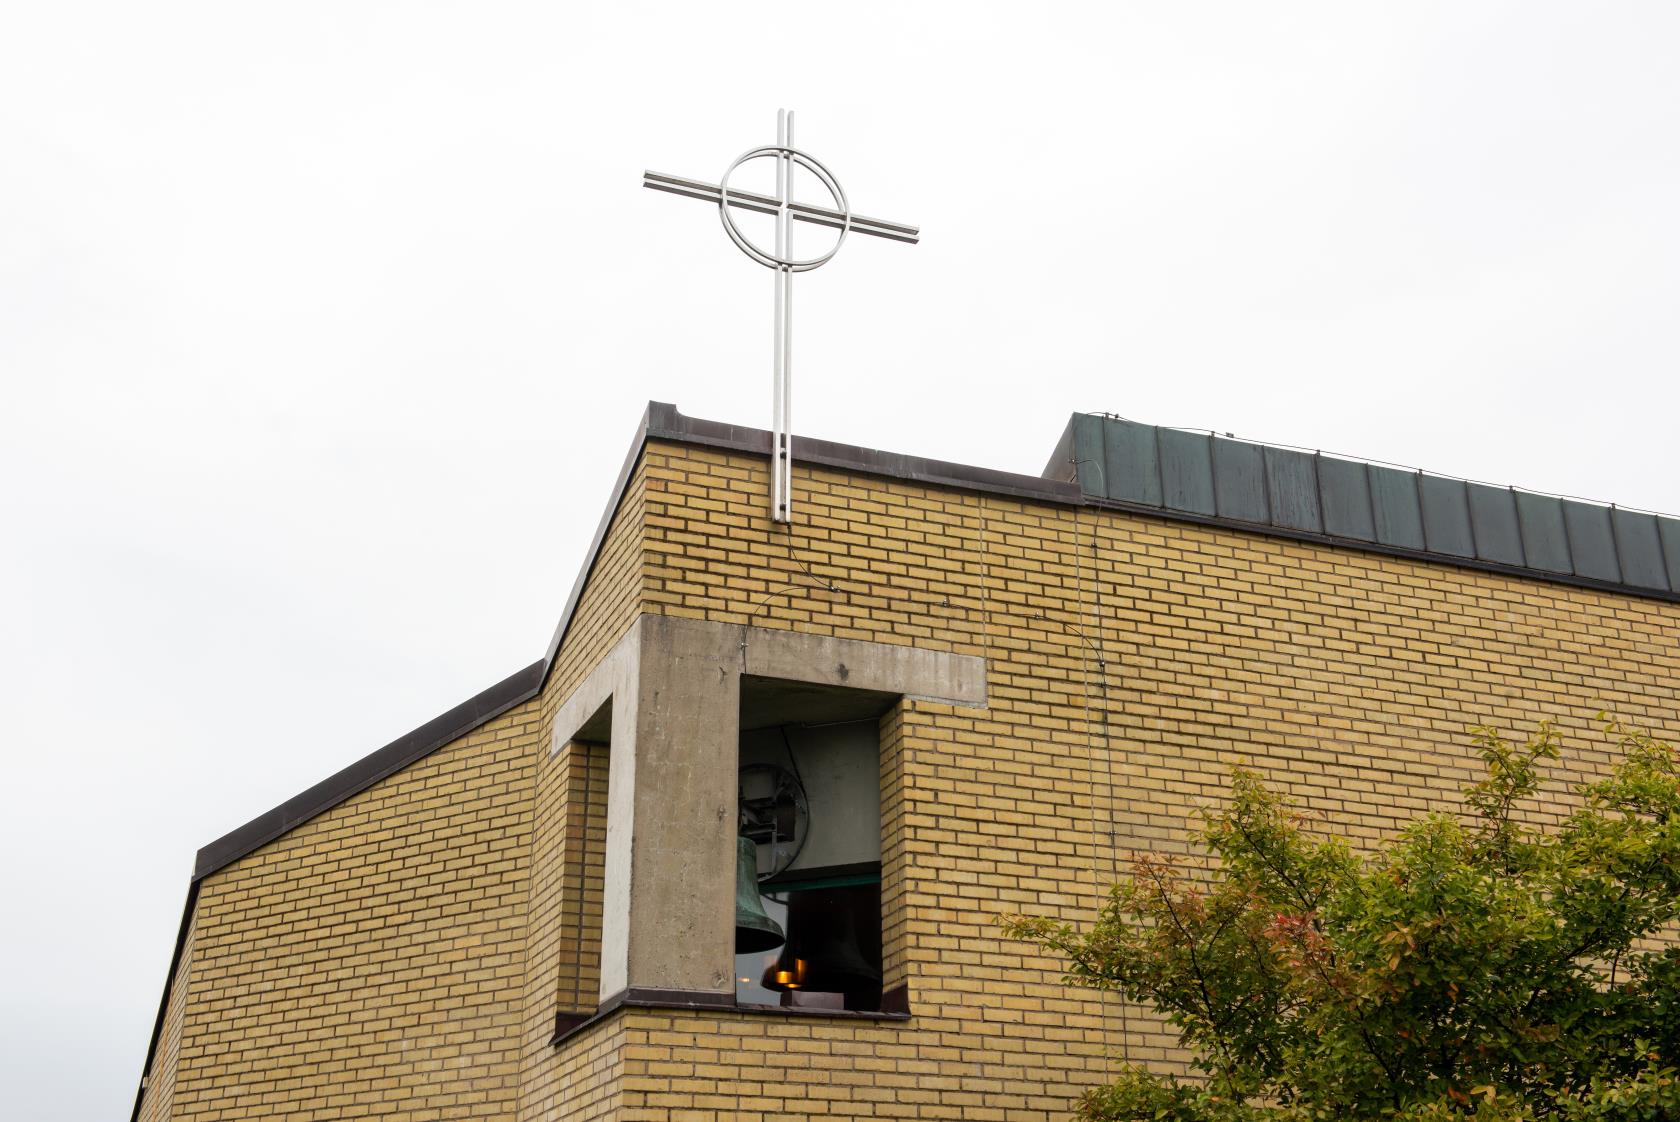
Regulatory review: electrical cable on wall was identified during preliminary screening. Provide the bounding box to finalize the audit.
[1069,453,1128,1069]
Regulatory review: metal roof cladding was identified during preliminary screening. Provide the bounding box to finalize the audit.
[1047,412,1680,603]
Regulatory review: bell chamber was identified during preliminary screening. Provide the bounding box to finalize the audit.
[734,684,887,1011]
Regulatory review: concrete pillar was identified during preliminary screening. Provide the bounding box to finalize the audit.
[607,617,740,998]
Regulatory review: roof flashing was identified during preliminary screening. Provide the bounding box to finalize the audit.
[1055,412,1680,604]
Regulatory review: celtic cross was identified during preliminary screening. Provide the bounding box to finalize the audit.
[643,110,920,523]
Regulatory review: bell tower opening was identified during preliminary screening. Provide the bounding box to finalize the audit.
[732,676,894,1013]
[548,615,980,1040]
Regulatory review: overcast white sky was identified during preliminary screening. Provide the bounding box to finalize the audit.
[3,3,1678,1118]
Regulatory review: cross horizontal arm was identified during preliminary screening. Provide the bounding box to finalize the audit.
[642,170,919,245]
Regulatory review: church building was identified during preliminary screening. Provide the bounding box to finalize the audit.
[133,402,1680,1121]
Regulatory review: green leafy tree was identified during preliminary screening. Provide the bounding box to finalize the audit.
[1004,718,1680,1121]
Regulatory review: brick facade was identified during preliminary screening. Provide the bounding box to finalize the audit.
[134,418,1680,1120]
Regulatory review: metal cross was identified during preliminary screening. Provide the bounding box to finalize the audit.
[643,110,919,523]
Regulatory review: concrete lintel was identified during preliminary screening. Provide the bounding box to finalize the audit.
[736,620,987,708]
[552,616,987,756]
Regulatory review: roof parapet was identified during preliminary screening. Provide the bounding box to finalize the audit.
[1052,412,1680,602]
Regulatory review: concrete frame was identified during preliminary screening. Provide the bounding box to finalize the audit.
[550,615,987,1004]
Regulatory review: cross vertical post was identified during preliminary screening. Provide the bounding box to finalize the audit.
[772,109,793,522]
[642,112,919,524]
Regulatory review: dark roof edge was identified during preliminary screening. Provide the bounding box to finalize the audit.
[1088,493,1680,606]
[646,401,1082,508]
[129,882,199,1122]
[139,660,542,1122]
[192,658,544,882]
[192,403,668,885]
[540,404,655,674]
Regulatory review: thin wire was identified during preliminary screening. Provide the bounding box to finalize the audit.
[1069,455,1128,1070]
[1093,528,1129,1068]
[739,582,833,673]
[774,727,813,878]
[739,524,845,672]
[1073,464,1110,1079]
[1032,613,1105,666]
[779,521,840,597]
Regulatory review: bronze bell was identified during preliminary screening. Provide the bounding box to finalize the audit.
[734,837,785,953]
[760,888,881,995]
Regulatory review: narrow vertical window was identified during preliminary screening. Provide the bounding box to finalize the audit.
[553,731,609,1035]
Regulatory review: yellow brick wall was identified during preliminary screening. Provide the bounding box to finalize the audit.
[148,466,648,1120]
[527,1010,628,1122]
[170,704,541,1121]
[516,737,610,1119]
[520,462,648,1118]
[617,1006,980,1120]
[878,705,908,994]
[143,431,1680,1120]
[136,911,195,1122]
[613,438,1680,1118]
